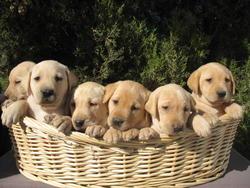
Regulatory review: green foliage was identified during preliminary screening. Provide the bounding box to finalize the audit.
[0,0,249,159]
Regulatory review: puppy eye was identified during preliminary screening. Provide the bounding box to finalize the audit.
[15,80,21,85]
[131,105,139,111]
[55,76,63,82]
[205,78,212,83]
[89,102,98,106]
[184,106,189,112]
[34,76,40,81]
[225,78,230,83]
[113,99,118,105]
[162,106,168,110]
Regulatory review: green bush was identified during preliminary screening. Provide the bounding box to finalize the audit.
[0,0,249,159]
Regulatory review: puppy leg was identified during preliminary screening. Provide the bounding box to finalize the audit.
[203,113,219,126]
[103,127,122,144]
[190,114,211,137]
[122,128,139,142]
[1,100,29,127]
[139,127,159,141]
[1,99,15,111]
[223,103,244,120]
[44,114,72,134]
[85,125,108,138]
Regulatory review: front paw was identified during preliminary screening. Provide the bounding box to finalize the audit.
[85,125,107,138]
[203,113,219,126]
[103,128,122,144]
[1,99,14,111]
[224,103,244,120]
[139,127,159,141]
[122,128,139,142]
[44,114,72,134]
[1,101,27,127]
[192,115,211,137]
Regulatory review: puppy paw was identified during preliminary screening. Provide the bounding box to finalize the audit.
[192,115,211,137]
[44,114,72,134]
[85,125,107,138]
[122,128,139,142]
[139,127,159,141]
[103,128,122,144]
[1,99,14,111]
[203,113,219,126]
[224,103,244,120]
[1,100,28,127]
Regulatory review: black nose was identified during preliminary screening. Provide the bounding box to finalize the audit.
[74,120,85,128]
[174,127,183,133]
[112,117,124,127]
[42,89,54,98]
[217,90,226,98]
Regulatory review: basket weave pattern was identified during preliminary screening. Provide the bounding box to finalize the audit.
[9,117,240,187]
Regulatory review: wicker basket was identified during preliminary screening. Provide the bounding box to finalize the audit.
[9,117,240,188]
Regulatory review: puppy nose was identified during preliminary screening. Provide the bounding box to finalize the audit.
[42,89,54,98]
[74,120,85,128]
[174,127,183,133]
[217,90,226,98]
[112,117,124,127]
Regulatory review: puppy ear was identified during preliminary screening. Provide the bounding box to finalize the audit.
[145,89,159,120]
[190,95,197,112]
[228,71,236,95]
[66,69,78,91]
[103,82,119,103]
[187,69,201,95]
[23,72,32,96]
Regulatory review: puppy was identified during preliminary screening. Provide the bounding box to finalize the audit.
[71,82,108,138]
[1,60,78,134]
[2,61,35,110]
[139,84,211,140]
[103,80,151,143]
[187,62,243,122]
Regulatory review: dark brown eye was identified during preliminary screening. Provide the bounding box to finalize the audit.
[206,78,212,83]
[184,106,189,112]
[131,105,139,111]
[89,102,97,106]
[34,76,40,81]
[113,99,118,105]
[15,80,21,85]
[162,106,168,110]
[225,78,230,83]
[55,76,63,82]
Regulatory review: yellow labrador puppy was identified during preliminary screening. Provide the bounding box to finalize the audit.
[103,80,151,143]
[71,82,108,138]
[1,60,77,133]
[5,61,35,100]
[187,62,243,122]
[139,84,211,140]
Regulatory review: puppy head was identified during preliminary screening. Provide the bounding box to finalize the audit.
[104,80,150,131]
[146,84,194,136]
[188,62,235,105]
[28,60,78,107]
[71,82,107,131]
[5,61,35,100]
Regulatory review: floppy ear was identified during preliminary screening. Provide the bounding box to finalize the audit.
[66,69,78,91]
[190,95,197,112]
[23,71,32,96]
[228,71,236,95]
[145,89,159,120]
[103,82,119,104]
[187,69,201,95]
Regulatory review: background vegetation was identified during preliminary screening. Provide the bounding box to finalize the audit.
[0,0,249,159]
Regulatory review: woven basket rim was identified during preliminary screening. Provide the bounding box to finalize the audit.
[21,116,241,148]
